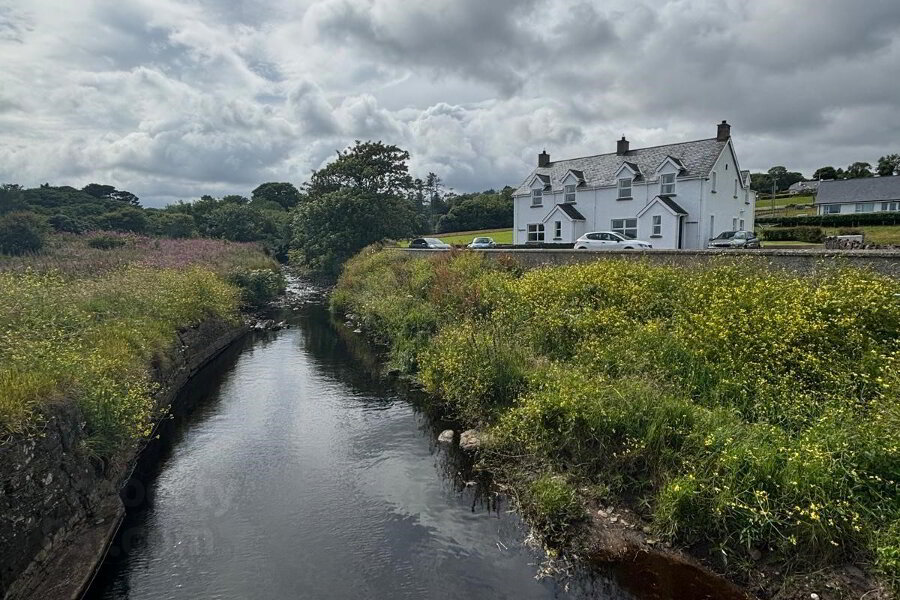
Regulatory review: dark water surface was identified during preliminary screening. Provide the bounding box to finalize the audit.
[86,288,627,600]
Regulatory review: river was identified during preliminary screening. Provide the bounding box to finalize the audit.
[85,283,629,600]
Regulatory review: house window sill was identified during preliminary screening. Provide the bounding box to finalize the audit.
[552,237,562,241]
[617,196,633,201]
[531,204,543,208]
[650,235,662,239]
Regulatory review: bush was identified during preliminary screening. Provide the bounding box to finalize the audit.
[88,234,128,250]
[760,226,825,243]
[837,228,863,236]
[0,212,48,255]
[227,268,285,307]
[757,212,900,227]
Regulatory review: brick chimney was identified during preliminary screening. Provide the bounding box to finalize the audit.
[616,136,629,155]
[717,120,731,141]
[538,149,550,168]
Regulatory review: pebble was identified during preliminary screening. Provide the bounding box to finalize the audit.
[437,430,454,444]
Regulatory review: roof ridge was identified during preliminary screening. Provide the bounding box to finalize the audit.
[547,137,721,166]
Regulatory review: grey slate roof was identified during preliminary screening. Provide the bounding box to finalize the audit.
[557,203,586,220]
[816,175,900,204]
[788,180,819,193]
[516,137,728,196]
[659,196,687,215]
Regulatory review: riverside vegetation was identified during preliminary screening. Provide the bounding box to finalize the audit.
[332,247,900,593]
[0,233,283,456]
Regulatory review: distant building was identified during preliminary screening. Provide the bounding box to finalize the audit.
[815,176,900,215]
[787,180,819,195]
[512,121,756,249]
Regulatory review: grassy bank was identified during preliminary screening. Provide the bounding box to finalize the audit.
[332,247,900,592]
[0,233,281,455]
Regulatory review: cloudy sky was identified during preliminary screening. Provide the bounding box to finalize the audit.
[1,0,899,207]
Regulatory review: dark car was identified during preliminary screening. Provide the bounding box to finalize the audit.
[707,230,761,249]
[408,237,451,249]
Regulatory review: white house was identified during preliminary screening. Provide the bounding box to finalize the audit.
[512,121,756,249]
[815,175,900,215]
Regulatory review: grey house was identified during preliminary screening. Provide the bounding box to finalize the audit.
[788,180,819,195]
[815,176,900,215]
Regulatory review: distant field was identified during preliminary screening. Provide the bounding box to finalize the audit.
[756,225,900,247]
[400,228,513,246]
[755,195,815,218]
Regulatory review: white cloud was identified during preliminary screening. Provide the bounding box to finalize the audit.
[0,0,899,206]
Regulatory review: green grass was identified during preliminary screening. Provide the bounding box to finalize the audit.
[332,248,900,590]
[0,234,279,455]
[755,195,816,218]
[398,228,513,247]
[756,225,900,246]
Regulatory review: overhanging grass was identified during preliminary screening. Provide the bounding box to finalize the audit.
[332,247,900,589]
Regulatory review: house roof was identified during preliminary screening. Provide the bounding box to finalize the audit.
[515,137,728,196]
[636,195,688,218]
[543,202,586,222]
[815,175,900,204]
[740,170,750,185]
[568,169,585,181]
[788,180,820,192]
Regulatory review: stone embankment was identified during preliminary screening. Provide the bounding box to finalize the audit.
[0,318,248,600]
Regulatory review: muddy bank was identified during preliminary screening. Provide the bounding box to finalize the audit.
[0,318,247,600]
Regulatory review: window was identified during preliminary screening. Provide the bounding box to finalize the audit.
[611,218,638,239]
[823,204,840,214]
[734,179,739,198]
[739,219,745,230]
[709,214,716,239]
[881,201,899,212]
[527,223,544,242]
[732,217,738,230]
[660,173,676,195]
[744,190,750,204]
[855,203,875,213]
[652,215,662,236]
[711,172,717,193]
[564,184,576,203]
[554,220,562,239]
[531,188,543,206]
[617,177,632,199]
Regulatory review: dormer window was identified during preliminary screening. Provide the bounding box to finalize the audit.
[660,173,676,195]
[564,184,576,203]
[532,188,543,207]
[617,177,632,199]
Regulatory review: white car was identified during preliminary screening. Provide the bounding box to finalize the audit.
[574,231,653,250]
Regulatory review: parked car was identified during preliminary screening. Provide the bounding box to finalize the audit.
[707,230,761,249]
[467,237,496,249]
[574,231,653,250]
[408,237,451,249]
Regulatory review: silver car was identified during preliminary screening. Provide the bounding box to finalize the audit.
[408,237,451,249]
[707,230,761,249]
[467,237,496,249]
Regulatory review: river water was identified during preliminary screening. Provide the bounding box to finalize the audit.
[85,285,629,600]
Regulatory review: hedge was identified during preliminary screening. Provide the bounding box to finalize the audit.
[760,226,825,243]
[757,212,900,227]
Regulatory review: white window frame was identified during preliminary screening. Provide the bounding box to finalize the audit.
[554,220,562,239]
[531,188,543,207]
[880,201,899,212]
[739,218,745,230]
[651,215,661,236]
[711,171,717,193]
[564,184,576,203]
[660,173,676,195]
[823,204,840,214]
[709,214,715,239]
[855,202,875,213]
[617,177,632,199]
[732,217,738,230]
[527,223,545,242]
[611,218,638,239]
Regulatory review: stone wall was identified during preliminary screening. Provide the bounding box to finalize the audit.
[397,248,900,278]
[0,318,247,600]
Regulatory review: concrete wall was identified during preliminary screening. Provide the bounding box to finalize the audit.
[397,248,900,278]
[0,318,247,600]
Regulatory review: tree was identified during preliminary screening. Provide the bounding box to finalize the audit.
[251,182,301,209]
[290,141,421,274]
[82,183,116,199]
[305,141,416,198]
[877,154,900,177]
[0,184,27,214]
[207,203,265,242]
[98,207,148,233]
[435,187,514,233]
[0,212,48,255]
[149,212,196,238]
[846,162,873,179]
[813,166,837,180]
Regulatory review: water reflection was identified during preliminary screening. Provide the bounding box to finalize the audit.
[86,291,628,600]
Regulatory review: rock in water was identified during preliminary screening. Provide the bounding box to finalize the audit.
[459,429,480,451]
[437,430,454,444]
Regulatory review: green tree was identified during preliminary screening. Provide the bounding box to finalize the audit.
[207,203,265,242]
[0,184,27,214]
[813,166,837,180]
[876,154,900,177]
[82,183,116,199]
[98,207,148,233]
[251,182,301,209]
[0,212,48,255]
[305,141,415,198]
[435,187,514,233]
[149,212,196,238]
[846,162,873,178]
